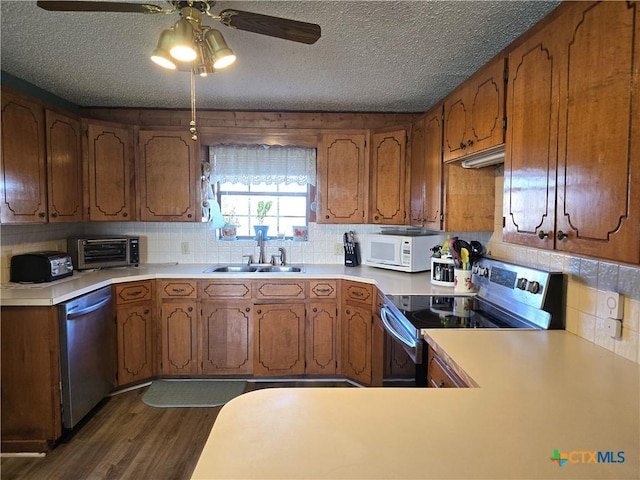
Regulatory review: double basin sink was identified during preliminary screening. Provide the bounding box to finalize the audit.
[203,265,304,273]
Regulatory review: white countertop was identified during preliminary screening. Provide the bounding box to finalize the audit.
[0,263,461,306]
[191,330,640,480]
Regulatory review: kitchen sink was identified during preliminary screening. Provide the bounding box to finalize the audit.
[203,265,304,273]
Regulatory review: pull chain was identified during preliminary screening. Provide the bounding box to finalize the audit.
[189,68,197,141]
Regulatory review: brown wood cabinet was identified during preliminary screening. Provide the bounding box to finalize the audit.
[442,163,495,232]
[137,130,199,222]
[369,128,407,224]
[1,306,62,452]
[317,131,369,223]
[45,110,84,222]
[1,89,47,223]
[409,106,445,230]
[341,281,374,385]
[114,281,154,386]
[504,1,640,264]
[86,120,135,221]
[159,280,198,375]
[443,56,506,162]
[306,280,339,375]
[199,280,253,375]
[427,347,467,388]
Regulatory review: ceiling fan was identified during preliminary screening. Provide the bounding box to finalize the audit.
[36,1,322,45]
[37,1,322,140]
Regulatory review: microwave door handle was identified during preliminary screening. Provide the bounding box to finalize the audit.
[380,307,416,349]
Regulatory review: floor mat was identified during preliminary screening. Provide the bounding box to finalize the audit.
[142,380,247,408]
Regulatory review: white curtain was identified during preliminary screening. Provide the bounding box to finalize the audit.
[208,144,316,186]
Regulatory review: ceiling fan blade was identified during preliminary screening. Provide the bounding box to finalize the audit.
[219,9,321,45]
[36,1,160,13]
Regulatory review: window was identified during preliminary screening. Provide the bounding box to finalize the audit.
[207,144,316,239]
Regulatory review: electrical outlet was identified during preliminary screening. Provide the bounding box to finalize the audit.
[181,242,190,255]
[335,243,344,255]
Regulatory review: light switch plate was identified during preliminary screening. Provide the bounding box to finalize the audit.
[604,292,624,319]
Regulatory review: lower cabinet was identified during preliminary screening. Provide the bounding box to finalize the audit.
[254,303,306,376]
[427,347,467,388]
[159,281,198,375]
[114,281,154,386]
[306,301,339,375]
[341,281,375,385]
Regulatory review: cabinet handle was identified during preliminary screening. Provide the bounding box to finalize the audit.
[537,231,550,240]
[126,290,142,297]
[143,309,150,314]
[51,212,58,218]
[312,307,318,313]
[467,139,474,147]
[439,380,445,388]
[346,309,350,315]
[171,288,186,293]
[556,230,568,241]
[122,212,128,218]
[38,212,46,218]
[325,215,330,219]
[374,215,379,220]
[459,142,466,149]
[187,213,193,218]
[256,309,262,314]
[353,291,364,297]
[245,307,251,312]
[187,307,193,312]
[315,288,331,293]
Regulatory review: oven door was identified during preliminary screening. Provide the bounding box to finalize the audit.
[379,302,423,364]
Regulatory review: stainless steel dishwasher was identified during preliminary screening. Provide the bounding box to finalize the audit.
[58,286,116,429]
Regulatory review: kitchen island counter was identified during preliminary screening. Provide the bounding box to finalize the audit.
[0,263,454,306]
[191,329,639,480]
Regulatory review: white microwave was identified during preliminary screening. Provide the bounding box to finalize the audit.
[363,233,446,273]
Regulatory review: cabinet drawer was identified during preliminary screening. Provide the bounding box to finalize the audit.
[309,280,337,299]
[159,280,197,299]
[427,348,467,388]
[343,281,373,305]
[199,280,252,299]
[253,280,307,300]
[115,281,153,304]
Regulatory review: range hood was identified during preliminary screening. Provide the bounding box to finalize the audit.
[460,146,505,169]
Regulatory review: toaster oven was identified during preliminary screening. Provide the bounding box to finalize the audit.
[67,236,140,270]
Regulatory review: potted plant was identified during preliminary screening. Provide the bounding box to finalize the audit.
[253,200,272,239]
[221,208,240,241]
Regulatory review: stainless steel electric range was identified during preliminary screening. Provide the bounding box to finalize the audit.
[380,257,566,386]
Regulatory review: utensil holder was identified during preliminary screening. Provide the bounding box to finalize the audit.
[431,257,455,286]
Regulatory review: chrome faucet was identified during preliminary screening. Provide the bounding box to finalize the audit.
[257,229,267,264]
[278,246,287,266]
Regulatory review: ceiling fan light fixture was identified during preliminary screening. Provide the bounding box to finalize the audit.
[150,29,177,69]
[204,29,236,69]
[169,18,197,62]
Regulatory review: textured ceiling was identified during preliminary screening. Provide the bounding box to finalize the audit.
[0,0,560,112]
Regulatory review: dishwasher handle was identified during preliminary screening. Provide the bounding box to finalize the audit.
[66,296,111,320]
[380,306,416,349]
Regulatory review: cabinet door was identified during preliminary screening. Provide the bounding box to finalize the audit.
[138,130,198,221]
[87,120,135,221]
[254,304,305,376]
[317,132,368,223]
[369,129,407,224]
[503,19,560,248]
[341,303,372,385]
[161,300,198,375]
[1,90,48,223]
[45,110,83,222]
[554,1,640,263]
[409,116,426,226]
[116,301,153,385]
[423,105,444,230]
[200,302,253,375]
[306,302,338,375]
[427,348,467,388]
[443,92,469,162]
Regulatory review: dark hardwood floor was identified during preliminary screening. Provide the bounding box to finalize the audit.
[1,380,354,480]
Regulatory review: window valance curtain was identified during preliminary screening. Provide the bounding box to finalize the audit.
[208,144,316,186]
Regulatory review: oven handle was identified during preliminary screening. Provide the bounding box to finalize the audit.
[380,306,416,349]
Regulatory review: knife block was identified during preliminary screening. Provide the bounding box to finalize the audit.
[344,242,361,267]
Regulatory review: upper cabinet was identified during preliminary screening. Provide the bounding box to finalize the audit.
[317,131,369,224]
[369,128,408,224]
[1,90,83,224]
[443,56,506,162]
[504,1,640,264]
[1,89,48,223]
[86,120,135,221]
[137,130,199,222]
